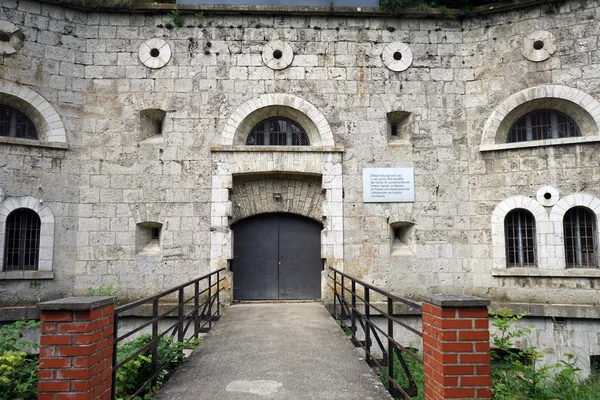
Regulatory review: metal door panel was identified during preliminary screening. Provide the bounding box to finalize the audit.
[231,213,323,300]
[278,214,323,300]
[231,214,279,300]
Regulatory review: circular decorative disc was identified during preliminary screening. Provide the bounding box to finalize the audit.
[139,38,172,69]
[382,42,413,72]
[262,41,294,70]
[521,31,556,62]
[536,186,560,207]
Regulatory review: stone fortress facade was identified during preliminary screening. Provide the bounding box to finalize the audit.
[1,0,600,374]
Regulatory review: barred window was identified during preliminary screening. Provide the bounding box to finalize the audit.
[246,117,309,146]
[564,207,597,268]
[3,209,41,271]
[505,209,536,267]
[507,109,580,143]
[0,105,38,140]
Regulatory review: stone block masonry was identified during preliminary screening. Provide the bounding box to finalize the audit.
[37,296,115,400]
[422,295,492,400]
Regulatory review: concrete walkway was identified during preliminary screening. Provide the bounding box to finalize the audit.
[158,303,393,400]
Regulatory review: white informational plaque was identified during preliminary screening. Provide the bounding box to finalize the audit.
[363,168,415,203]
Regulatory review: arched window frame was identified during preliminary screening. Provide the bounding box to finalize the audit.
[504,209,537,268]
[3,208,41,271]
[507,109,581,143]
[246,117,310,146]
[0,80,67,149]
[481,85,600,152]
[0,104,38,140]
[563,206,598,268]
[0,196,55,279]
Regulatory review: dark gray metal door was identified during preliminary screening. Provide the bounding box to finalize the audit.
[231,213,323,300]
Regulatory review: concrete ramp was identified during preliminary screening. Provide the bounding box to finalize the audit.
[158,303,393,400]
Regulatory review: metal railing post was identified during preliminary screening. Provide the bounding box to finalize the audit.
[194,281,199,340]
[333,270,337,319]
[151,298,159,390]
[387,297,394,393]
[216,270,221,318]
[178,288,184,343]
[340,275,346,320]
[351,280,357,338]
[208,274,213,330]
[364,287,371,365]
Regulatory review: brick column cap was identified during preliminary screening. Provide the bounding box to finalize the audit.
[38,296,114,311]
[423,294,490,308]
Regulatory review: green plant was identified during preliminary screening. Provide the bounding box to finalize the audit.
[88,283,124,302]
[168,9,184,28]
[379,348,424,400]
[194,11,205,21]
[114,334,199,400]
[0,320,41,400]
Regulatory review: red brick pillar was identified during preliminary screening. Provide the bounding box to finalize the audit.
[422,294,492,400]
[37,297,115,400]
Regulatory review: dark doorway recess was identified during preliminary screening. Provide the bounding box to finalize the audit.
[231,213,323,300]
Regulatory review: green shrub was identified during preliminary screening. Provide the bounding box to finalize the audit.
[379,348,424,400]
[0,320,41,400]
[115,334,199,400]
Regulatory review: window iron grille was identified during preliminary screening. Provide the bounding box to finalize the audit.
[505,209,536,267]
[564,207,597,268]
[0,105,38,140]
[246,117,309,146]
[507,109,580,143]
[3,208,41,271]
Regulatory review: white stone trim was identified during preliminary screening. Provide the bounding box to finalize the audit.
[491,196,549,269]
[221,94,335,147]
[537,186,560,207]
[0,80,67,145]
[0,196,55,273]
[480,85,600,151]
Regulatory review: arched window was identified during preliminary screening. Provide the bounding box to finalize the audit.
[3,208,41,271]
[564,207,597,268]
[505,209,536,267]
[507,109,580,143]
[246,117,309,146]
[0,104,38,140]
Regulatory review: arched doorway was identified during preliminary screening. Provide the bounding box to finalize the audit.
[231,213,323,300]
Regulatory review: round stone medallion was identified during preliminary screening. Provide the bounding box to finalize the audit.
[521,31,556,62]
[536,186,560,207]
[382,42,413,72]
[262,41,294,70]
[139,38,172,69]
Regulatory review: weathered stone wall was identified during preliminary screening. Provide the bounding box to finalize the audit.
[1,0,600,311]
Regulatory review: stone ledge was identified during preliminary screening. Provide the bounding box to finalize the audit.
[0,137,68,150]
[492,268,600,278]
[493,302,600,319]
[37,0,565,19]
[422,294,491,308]
[480,136,600,152]
[0,271,54,280]
[38,296,115,311]
[211,145,344,153]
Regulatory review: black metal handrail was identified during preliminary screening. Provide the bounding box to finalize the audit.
[112,268,227,400]
[328,268,423,400]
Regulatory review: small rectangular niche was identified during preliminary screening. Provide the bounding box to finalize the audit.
[136,222,162,255]
[387,111,411,144]
[591,355,600,377]
[390,221,415,256]
[140,109,166,142]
